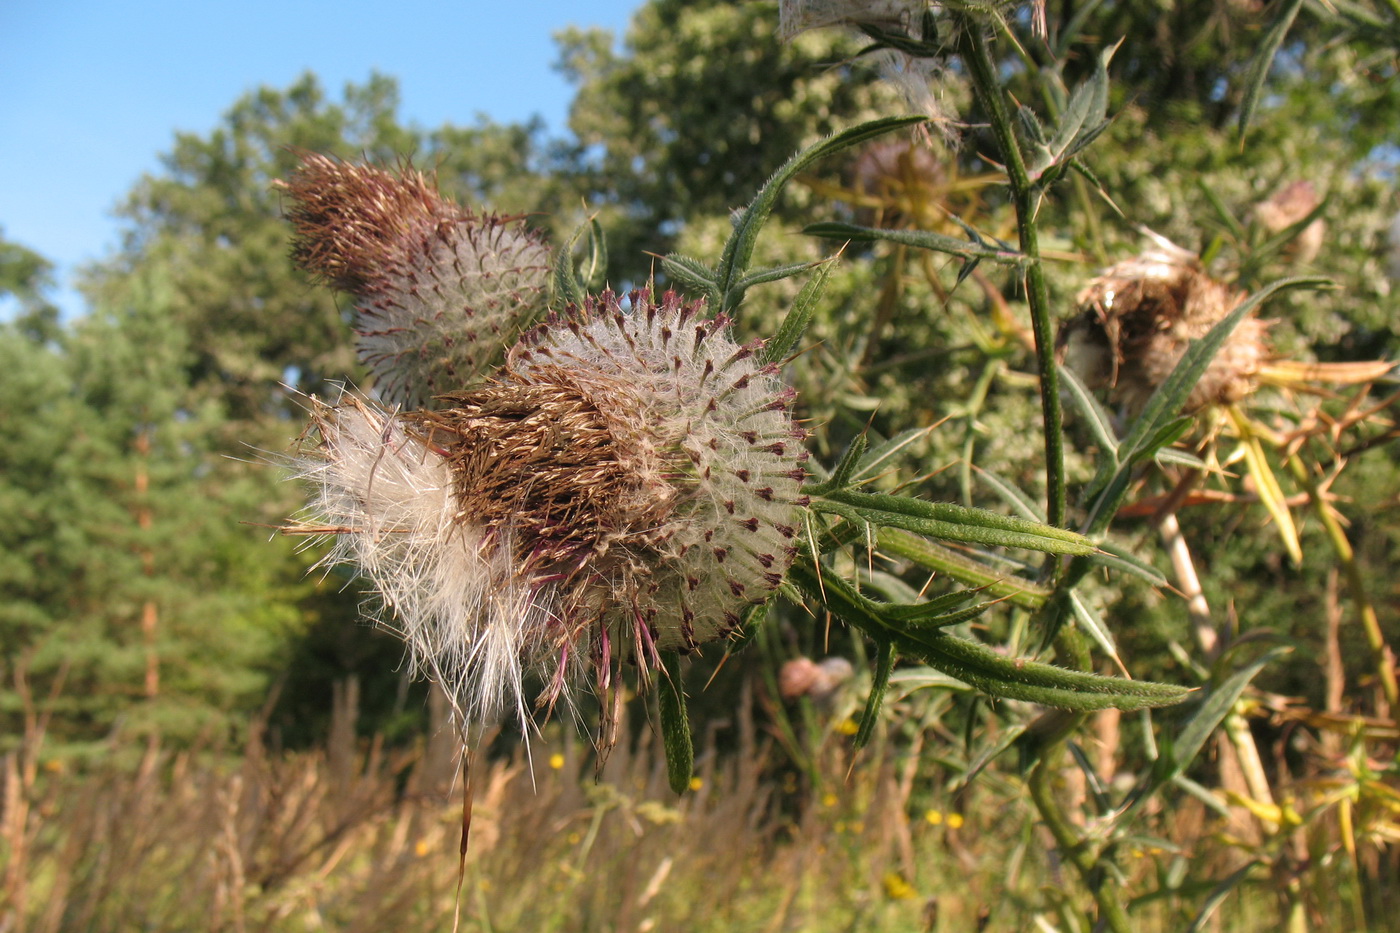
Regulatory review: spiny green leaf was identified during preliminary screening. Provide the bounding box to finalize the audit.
[660,253,718,300]
[1068,590,1120,666]
[762,253,838,365]
[875,529,1051,609]
[1085,539,1168,587]
[806,434,868,496]
[1237,0,1304,140]
[803,222,1027,266]
[851,427,927,484]
[553,218,591,308]
[815,488,1095,555]
[1164,647,1289,781]
[854,639,895,749]
[975,465,1045,523]
[736,259,822,291]
[789,564,1190,711]
[716,115,925,314]
[1058,363,1120,463]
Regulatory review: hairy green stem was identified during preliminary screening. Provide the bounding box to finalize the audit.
[1028,749,1134,933]
[957,17,1066,529]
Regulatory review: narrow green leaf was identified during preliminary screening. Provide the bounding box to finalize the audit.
[736,260,821,291]
[762,255,838,365]
[851,427,926,484]
[553,219,590,308]
[1086,539,1168,587]
[1052,0,1108,58]
[961,723,1027,784]
[1058,362,1120,461]
[975,465,1046,523]
[1068,590,1120,664]
[875,528,1051,609]
[854,639,895,749]
[1155,447,1207,470]
[1018,103,1050,145]
[1253,194,1329,260]
[895,625,1189,711]
[1184,861,1260,933]
[660,253,718,300]
[803,222,1027,266]
[805,434,868,496]
[886,599,996,629]
[658,650,694,795]
[952,255,982,292]
[1197,178,1248,241]
[580,217,608,292]
[1165,647,1289,782]
[816,488,1095,554]
[887,666,973,699]
[1068,742,1112,813]
[1138,415,1194,462]
[789,564,1190,711]
[716,115,926,314]
[1237,0,1305,140]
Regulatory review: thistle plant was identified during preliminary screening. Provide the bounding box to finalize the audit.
[279,118,1193,796]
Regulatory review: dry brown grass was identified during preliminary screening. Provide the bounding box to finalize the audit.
[2,671,1387,932]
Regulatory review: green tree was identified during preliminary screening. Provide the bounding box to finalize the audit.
[0,267,306,752]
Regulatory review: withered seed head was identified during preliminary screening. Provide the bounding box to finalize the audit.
[1058,234,1270,412]
[279,151,461,294]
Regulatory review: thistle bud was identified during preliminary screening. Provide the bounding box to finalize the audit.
[291,290,808,731]
[279,153,550,408]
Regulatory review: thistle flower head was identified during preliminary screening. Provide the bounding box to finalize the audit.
[279,152,551,409]
[1058,234,1269,412]
[292,289,807,731]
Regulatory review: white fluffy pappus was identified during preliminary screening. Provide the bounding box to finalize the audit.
[293,394,568,730]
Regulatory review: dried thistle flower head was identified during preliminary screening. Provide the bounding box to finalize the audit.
[278,152,550,409]
[1058,234,1270,412]
[291,289,808,731]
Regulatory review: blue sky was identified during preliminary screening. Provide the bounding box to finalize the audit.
[1,0,643,319]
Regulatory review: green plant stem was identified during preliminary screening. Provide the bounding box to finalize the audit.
[957,17,1066,529]
[1287,452,1399,709]
[1028,749,1133,933]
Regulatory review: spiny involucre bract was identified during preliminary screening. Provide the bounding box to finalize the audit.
[279,152,551,409]
[292,289,808,730]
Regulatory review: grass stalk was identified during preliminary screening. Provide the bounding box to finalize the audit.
[1286,448,1399,710]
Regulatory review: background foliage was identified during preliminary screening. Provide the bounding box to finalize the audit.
[4,0,1400,929]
